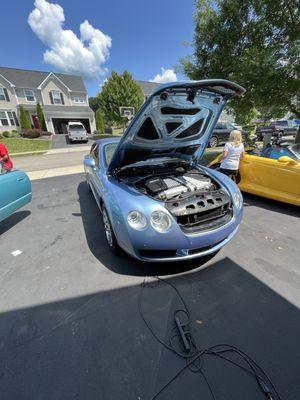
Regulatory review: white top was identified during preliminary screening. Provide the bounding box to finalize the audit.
[220,142,244,170]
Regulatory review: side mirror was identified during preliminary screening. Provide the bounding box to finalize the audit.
[84,157,96,168]
[278,156,297,165]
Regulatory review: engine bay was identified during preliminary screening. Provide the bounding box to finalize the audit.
[118,161,233,232]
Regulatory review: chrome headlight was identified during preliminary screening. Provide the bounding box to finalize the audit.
[232,190,243,209]
[151,211,172,233]
[127,210,147,230]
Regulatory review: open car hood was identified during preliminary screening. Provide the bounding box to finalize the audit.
[108,80,245,173]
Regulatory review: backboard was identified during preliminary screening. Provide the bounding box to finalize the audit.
[119,107,135,120]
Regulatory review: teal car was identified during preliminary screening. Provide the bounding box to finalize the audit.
[0,170,32,222]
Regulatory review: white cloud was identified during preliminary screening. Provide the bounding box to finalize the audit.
[151,67,177,83]
[28,0,112,79]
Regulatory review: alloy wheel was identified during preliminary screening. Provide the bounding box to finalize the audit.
[102,209,113,247]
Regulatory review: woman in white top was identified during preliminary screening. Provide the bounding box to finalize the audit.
[219,130,244,182]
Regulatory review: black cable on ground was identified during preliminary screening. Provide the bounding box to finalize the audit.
[139,276,281,400]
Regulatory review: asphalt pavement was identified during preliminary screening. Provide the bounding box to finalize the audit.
[0,173,299,400]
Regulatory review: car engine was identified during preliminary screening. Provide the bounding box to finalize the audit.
[144,173,213,200]
[119,165,233,233]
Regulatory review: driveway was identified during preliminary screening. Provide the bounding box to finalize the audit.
[52,134,94,149]
[0,173,299,399]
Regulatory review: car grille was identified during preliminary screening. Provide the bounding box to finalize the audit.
[166,190,233,233]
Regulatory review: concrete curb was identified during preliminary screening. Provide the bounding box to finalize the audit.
[10,146,90,157]
[28,165,84,180]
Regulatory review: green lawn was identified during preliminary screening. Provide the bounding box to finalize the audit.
[199,148,223,166]
[0,138,52,154]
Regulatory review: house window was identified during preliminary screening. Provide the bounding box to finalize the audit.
[0,111,9,126]
[0,87,10,101]
[24,89,36,102]
[73,97,85,104]
[0,111,17,126]
[0,88,5,101]
[7,111,15,125]
[51,90,64,105]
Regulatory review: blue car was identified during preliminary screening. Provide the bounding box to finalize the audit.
[84,80,245,262]
[0,170,32,223]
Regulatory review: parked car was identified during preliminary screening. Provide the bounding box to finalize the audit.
[83,80,246,262]
[0,170,32,222]
[209,143,300,206]
[256,120,298,141]
[208,122,244,147]
[67,122,88,143]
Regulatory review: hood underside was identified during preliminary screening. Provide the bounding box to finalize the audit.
[108,80,245,173]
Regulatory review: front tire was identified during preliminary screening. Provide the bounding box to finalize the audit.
[102,206,120,254]
[209,136,218,148]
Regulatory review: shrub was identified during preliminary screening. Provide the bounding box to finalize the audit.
[19,106,32,130]
[36,102,47,131]
[95,109,105,133]
[21,129,42,138]
[2,131,11,138]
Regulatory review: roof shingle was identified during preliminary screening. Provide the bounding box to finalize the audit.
[0,67,86,92]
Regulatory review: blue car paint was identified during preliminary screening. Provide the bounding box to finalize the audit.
[0,170,32,222]
[84,80,245,262]
[84,139,243,262]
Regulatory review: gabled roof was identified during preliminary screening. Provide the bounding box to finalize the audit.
[135,80,160,97]
[0,67,86,92]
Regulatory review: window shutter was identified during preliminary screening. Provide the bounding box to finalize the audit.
[12,112,19,126]
[50,92,54,104]
[60,93,64,105]
[3,88,10,102]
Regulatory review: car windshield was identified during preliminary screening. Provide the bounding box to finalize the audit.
[69,124,84,130]
[290,144,300,160]
[104,143,118,165]
[259,145,295,160]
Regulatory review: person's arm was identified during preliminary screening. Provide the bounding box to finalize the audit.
[221,143,229,160]
[0,146,9,162]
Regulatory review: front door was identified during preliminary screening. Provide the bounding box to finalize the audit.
[31,115,40,129]
[239,153,300,203]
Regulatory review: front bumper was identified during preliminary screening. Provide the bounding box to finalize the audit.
[134,225,239,262]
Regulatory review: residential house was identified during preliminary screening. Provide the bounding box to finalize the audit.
[0,67,96,134]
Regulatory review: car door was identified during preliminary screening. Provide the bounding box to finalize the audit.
[238,151,300,204]
[0,170,32,222]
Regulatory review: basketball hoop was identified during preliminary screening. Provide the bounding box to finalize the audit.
[120,107,134,121]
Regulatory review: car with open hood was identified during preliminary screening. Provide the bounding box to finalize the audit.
[83,80,246,262]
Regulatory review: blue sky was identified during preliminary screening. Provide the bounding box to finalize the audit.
[1,0,195,96]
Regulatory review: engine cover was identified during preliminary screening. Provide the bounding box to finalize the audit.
[144,173,212,200]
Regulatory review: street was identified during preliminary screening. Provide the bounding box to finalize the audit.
[0,172,299,399]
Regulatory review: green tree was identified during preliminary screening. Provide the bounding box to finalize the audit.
[36,102,47,131]
[97,71,144,125]
[95,109,105,133]
[89,97,100,113]
[19,106,31,130]
[181,0,300,123]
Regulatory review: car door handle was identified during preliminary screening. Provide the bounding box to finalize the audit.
[17,177,25,182]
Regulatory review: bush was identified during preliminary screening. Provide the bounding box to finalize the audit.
[21,129,43,138]
[2,131,11,138]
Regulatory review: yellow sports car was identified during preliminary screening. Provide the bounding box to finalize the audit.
[208,143,300,206]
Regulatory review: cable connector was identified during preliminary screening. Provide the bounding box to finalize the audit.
[257,377,274,400]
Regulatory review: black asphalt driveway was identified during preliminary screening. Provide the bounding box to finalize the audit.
[0,174,299,400]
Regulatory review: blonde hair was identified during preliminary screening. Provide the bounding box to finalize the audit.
[229,130,242,147]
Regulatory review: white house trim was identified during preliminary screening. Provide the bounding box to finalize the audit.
[38,72,71,92]
[0,73,15,87]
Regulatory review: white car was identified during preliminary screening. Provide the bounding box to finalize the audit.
[67,122,88,143]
